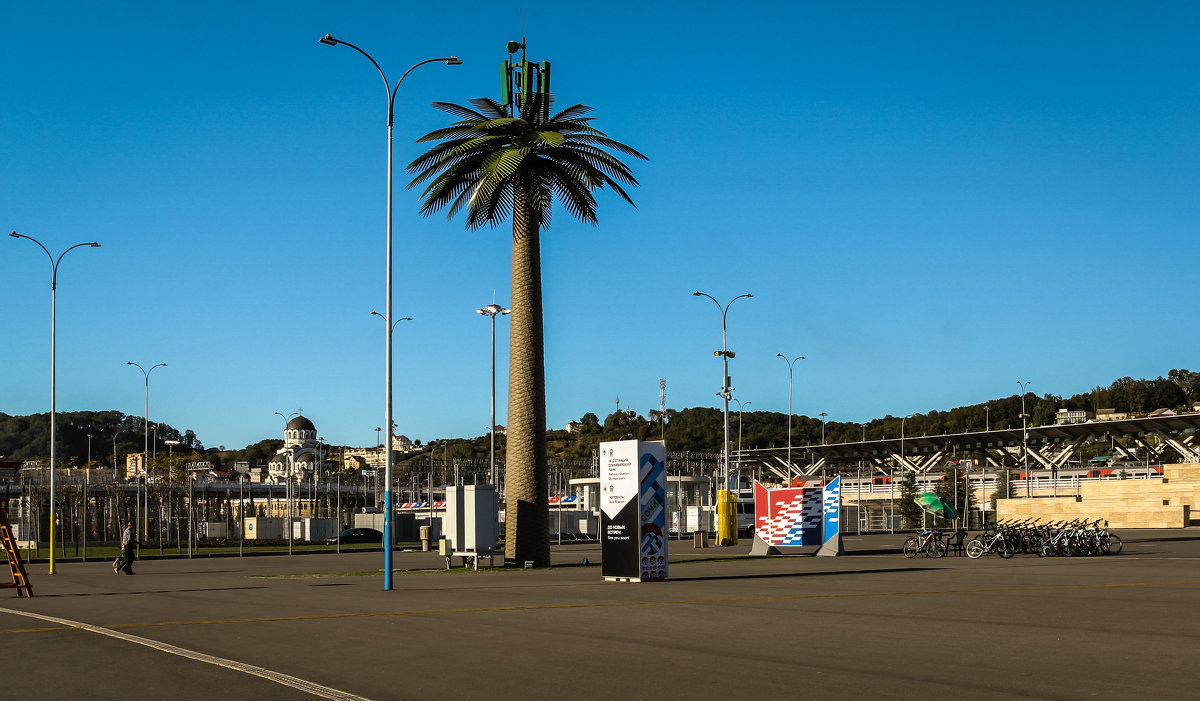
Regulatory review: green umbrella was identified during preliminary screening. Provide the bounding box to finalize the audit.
[914,492,958,519]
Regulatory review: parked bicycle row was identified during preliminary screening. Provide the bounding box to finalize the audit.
[901,518,1122,559]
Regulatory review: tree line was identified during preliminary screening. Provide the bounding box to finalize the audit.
[4,369,1197,473]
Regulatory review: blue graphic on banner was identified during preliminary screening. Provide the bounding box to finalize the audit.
[637,449,668,580]
[822,476,841,545]
[801,489,823,546]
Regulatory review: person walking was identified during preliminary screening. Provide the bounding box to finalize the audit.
[114,522,138,575]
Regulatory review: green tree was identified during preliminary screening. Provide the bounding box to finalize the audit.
[897,471,922,529]
[408,59,646,566]
[990,468,1016,511]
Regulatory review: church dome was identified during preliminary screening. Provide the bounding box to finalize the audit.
[287,415,316,432]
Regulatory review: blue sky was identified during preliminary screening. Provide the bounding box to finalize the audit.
[3,2,1198,450]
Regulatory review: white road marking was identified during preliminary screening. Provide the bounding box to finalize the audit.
[0,606,372,701]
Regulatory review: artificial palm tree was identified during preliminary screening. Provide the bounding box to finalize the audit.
[408,91,646,566]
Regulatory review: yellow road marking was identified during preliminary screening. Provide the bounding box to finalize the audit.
[6,578,1198,634]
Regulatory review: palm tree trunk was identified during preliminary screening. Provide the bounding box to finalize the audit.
[505,187,550,567]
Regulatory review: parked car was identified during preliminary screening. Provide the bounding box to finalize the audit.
[325,527,382,544]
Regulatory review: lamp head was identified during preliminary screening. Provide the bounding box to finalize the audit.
[445,57,463,66]
[90,242,101,247]
[9,231,19,239]
[691,291,701,296]
[125,361,133,365]
[319,34,338,46]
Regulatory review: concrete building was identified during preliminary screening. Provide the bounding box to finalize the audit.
[1055,409,1095,425]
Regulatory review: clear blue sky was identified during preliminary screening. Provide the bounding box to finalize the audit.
[4,2,1198,450]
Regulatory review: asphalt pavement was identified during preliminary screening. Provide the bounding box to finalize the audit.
[3,531,1199,700]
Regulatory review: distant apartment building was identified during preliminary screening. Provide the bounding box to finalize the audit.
[343,433,419,475]
[125,453,147,479]
[392,434,416,453]
[1094,409,1129,422]
[1055,409,1095,425]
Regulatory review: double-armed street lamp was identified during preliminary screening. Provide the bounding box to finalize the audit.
[275,411,298,555]
[10,231,101,574]
[775,353,805,480]
[370,310,411,506]
[1017,380,1033,497]
[477,303,511,487]
[127,361,166,543]
[692,291,752,528]
[733,398,751,484]
[319,33,461,591]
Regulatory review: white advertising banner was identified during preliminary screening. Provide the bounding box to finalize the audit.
[600,439,668,581]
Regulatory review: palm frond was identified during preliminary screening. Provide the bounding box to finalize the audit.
[410,95,642,228]
[468,97,510,119]
[431,101,486,121]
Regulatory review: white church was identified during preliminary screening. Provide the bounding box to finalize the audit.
[266,414,326,483]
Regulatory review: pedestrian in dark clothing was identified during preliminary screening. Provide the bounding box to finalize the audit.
[114,522,138,575]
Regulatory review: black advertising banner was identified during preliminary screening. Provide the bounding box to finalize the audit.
[601,439,668,582]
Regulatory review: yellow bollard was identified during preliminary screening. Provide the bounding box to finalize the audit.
[716,490,738,546]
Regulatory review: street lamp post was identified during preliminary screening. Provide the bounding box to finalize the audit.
[734,399,751,487]
[10,231,101,574]
[1017,380,1032,497]
[477,303,511,487]
[275,411,298,556]
[775,354,805,480]
[901,412,915,472]
[693,291,751,542]
[164,439,181,554]
[321,33,461,591]
[127,361,166,547]
[901,413,917,527]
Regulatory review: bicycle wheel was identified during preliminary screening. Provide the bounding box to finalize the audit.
[903,537,919,558]
[966,539,985,559]
[997,538,1015,559]
[1107,534,1123,555]
[1039,542,1054,557]
[928,539,947,558]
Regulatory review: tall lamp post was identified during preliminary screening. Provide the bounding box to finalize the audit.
[477,303,511,487]
[1017,380,1032,497]
[275,410,298,555]
[693,290,752,538]
[775,353,805,480]
[320,32,461,592]
[10,231,101,574]
[371,310,411,511]
[734,399,751,486]
[127,361,166,545]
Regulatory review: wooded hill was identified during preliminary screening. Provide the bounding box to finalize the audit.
[4,369,1197,471]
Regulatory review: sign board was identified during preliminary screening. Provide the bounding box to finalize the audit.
[752,479,843,555]
[600,440,668,581]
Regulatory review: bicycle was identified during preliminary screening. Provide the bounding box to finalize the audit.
[903,529,946,558]
[1097,520,1122,555]
[966,529,1014,559]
